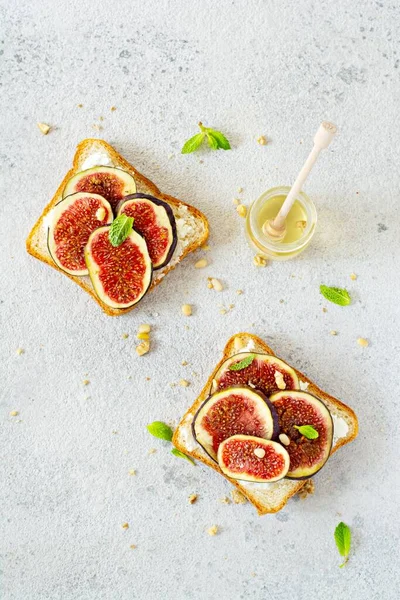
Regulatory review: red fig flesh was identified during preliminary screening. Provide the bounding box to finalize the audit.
[63,167,136,213]
[218,435,290,483]
[270,391,333,479]
[47,192,113,276]
[213,353,299,397]
[192,386,279,461]
[84,226,152,309]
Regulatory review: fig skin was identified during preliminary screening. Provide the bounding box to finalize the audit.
[47,192,113,276]
[118,193,177,270]
[217,435,290,483]
[84,225,153,309]
[213,352,299,397]
[270,390,334,479]
[192,385,280,462]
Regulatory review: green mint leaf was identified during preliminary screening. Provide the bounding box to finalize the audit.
[206,131,219,150]
[109,214,134,247]
[181,132,205,154]
[146,421,174,441]
[206,129,231,150]
[171,448,195,464]
[334,522,351,567]
[320,285,351,306]
[294,424,319,439]
[229,354,256,371]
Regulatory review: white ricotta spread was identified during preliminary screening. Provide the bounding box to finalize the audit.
[80,152,114,170]
[299,380,310,391]
[43,208,55,231]
[240,340,256,353]
[332,414,349,444]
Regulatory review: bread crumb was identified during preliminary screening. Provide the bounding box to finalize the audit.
[233,336,245,352]
[350,273,357,280]
[145,377,151,381]
[236,204,247,218]
[77,104,83,108]
[10,410,19,417]
[148,448,157,455]
[237,187,243,194]
[253,254,267,267]
[111,106,117,111]
[231,489,248,504]
[37,122,51,135]
[219,308,227,315]
[92,124,103,131]
[188,494,198,504]
[322,307,328,313]
[297,479,315,500]
[195,258,208,269]
[181,360,188,366]
[257,135,267,145]
[121,522,129,530]
[99,116,104,121]
[330,330,338,336]
[16,348,24,355]
[128,469,136,476]
[233,198,240,205]
[207,525,219,536]
[236,289,243,295]
[202,244,210,251]
[179,379,190,387]
[357,337,369,347]
[82,379,90,386]
[122,333,129,339]
[129,544,136,549]
[220,496,231,504]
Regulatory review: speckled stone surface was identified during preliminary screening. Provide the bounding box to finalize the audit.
[1,1,400,598]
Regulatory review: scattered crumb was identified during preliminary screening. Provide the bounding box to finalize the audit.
[129,544,136,549]
[179,379,190,387]
[99,116,104,121]
[37,122,51,135]
[112,430,118,435]
[77,104,83,108]
[188,494,198,504]
[350,273,357,280]
[148,448,157,455]
[228,304,235,310]
[121,523,129,530]
[236,289,243,295]
[92,124,103,131]
[111,106,117,111]
[297,479,315,500]
[233,337,245,352]
[220,496,231,504]
[16,348,24,355]
[251,572,257,577]
[330,330,338,336]
[207,525,219,536]
[257,135,267,145]
[207,280,213,289]
[238,187,243,194]
[253,254,267,267]
[82,379,90,386]
[231,489,248,504]
[357,337,369,347]
[181,360,188,366]
[10,410,19,417]
[122,333,129,339]
[202,244,210,251]
[322,307,328,313]
[128,469,136,476]
[195,258,208,269]
[233,198,240,205]
[145,377,151,381]
[236,204,247,218]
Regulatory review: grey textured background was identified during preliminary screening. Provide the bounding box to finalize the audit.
[1,1,400,599]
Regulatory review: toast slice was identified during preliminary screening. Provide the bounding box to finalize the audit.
[26,138,209,316]
[172,332,358,515]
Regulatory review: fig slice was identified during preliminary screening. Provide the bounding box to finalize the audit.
[213,353,299,397]
[218,435,290,483]
[118,194,177,269]
[47,192,113,276]
[269,390,333,479]
[84,226,152,309]
[192,385,279,461]
[63,167,136,213]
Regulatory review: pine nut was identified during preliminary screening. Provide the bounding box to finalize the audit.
[195,258,208,269]
[254,448,266,458]
[138,324,151,333]
[182,304,192,316]
[279,433,290,446]
[211,278,223,291]
[236,204,247,218]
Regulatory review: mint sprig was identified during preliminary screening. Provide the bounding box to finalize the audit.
[293,424,319,439]
[320,285,351,306]
[147,421,173,441]
[109,214,134,247]
[229,354,255,371]
[146,421,195,465]
[334,522,351,567]
[181,122,231,154]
